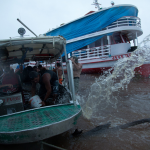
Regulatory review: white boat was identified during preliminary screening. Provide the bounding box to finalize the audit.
[0,34,81,144]
[45,1,150,77]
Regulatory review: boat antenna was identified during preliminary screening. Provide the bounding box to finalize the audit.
[92,0,101,10]
[17,18,38,37]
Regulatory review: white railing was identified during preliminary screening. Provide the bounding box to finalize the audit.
[72,45,111,59]
[103,16,141,30]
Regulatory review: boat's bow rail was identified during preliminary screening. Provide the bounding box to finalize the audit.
[102,16,141,31]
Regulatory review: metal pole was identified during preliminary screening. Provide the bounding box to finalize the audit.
[68,60,76,106]
[63,43,68,63]
[133,39,136,46]
[55,60,58,77]
[67,63,72,92]
[101,38,103,56]
[136,32,138,47]
[63,43,76,105]
[60,55,65,84]
[17,18,38,37]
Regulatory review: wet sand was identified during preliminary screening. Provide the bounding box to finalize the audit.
[1,74,150,150]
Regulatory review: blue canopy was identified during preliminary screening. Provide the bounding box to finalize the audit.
[46,5,138,55]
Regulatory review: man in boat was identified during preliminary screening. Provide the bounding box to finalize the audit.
[2,66,21,93]
[71,56,82,94]
[33,66,38,72]
[15,64,25,73]
[38,64,48,72]
[38,64,42,71]
[53,62,63,84]
[29,70,59,106]
[22,66,33,82]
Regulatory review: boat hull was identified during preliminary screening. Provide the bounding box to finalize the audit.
[0,104,81,144]
[64,53,150,77]
[80,64,150,78]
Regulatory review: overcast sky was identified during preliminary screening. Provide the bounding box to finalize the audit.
[0,0,149,43]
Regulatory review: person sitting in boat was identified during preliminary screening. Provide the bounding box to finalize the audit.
[53,62,63,84]
[38,64,43,71]
[22,66,33,82]
[15,64,25,73]
[38,64,48,72]
[2,66,21,93]
[71,56,82,94]
[29,70,59,106]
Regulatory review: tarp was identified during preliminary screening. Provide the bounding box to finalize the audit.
[46,6,138,54]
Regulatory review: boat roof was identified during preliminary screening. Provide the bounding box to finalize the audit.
[0,36,66,65]
[45,4,138,34]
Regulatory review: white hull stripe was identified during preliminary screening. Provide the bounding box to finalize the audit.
[67,26,142,44]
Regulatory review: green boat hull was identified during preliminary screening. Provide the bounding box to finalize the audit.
[0,104,81,144]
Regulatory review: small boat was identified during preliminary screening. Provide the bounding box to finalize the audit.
[45,1,150,77]
[0,31,81,144]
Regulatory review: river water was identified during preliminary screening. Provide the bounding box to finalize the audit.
[59,74,150,150]
[1,74,150,150]
[47,74,150,150]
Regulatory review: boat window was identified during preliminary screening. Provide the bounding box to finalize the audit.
[103,36,108,45]
[62,56,66,62]
[113,34,123,44]
[78,45,87,50]
[89,42,95,48]
[122,35,129,43]
[95,39,101,47]
[110,36,116,44]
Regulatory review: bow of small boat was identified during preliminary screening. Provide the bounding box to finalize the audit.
[0,104,81,144]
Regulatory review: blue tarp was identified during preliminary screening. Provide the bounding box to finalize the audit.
[46,6,138,54]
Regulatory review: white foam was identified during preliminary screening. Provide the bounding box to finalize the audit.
[81,34,150,120]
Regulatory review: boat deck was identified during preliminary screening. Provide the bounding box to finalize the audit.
[0,104,81,133]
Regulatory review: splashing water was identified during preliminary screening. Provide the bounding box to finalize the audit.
[81,35,150,120]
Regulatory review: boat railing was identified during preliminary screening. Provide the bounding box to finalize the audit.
[72,45,111,59]
[105,16,141,30]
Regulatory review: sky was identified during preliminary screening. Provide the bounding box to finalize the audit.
[0,0,149,43]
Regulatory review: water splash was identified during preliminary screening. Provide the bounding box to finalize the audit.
[81,35,150,120]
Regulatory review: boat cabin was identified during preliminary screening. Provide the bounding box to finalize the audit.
[0,36,75,116]
[70,16,142,60]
